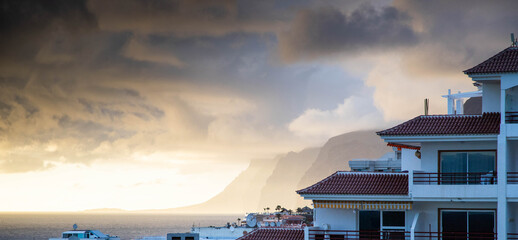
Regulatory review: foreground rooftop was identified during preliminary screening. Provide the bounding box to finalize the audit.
[296,172,408,195]
[377,112,500,136]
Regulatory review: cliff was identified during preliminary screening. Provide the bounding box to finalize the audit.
[167,130,391,213]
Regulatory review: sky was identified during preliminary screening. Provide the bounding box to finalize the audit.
[1,0,518,212]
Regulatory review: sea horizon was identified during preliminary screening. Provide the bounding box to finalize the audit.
[0,212,241,240]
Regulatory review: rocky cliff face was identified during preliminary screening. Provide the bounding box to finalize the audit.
[295,130,392,207]
[167,158,278,214]
[168,130,391,213]
[256,148,320,211]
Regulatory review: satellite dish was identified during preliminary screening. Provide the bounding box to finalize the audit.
[276,222,281,227]
[257,222,262,228]
[246,214,257,227]
[230,226,235,232]
[73,224,78,230]
[270,222,276,227]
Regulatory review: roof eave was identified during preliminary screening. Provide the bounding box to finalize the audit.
[298,194,411,201]
[380,134,498,143]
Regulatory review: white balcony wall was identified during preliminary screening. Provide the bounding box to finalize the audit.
[413,185,497,200]
[420,141,497,173]
[402,148,421,171]
[313,208,356,230]
[482,82,501,113]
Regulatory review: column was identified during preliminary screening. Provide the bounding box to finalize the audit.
[497,89,508,240]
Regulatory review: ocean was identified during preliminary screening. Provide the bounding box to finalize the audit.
[0,213,241,240]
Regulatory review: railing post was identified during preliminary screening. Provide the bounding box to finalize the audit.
[304,226,309,240]
[409,170,414,196]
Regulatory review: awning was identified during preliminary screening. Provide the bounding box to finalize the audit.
[313,200,412,210]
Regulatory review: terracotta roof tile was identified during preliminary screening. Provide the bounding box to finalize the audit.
[296,172,408,195]
[376,113,500,136]
[464,47,518,74]
[236,228,304,240]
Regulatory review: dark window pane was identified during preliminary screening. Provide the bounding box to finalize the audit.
[442,211,467,240]
[468,152,495,173]
[382,211,405,227]
[441,152,467,184]
[441,152,467,173]
[360,211,380,240]
[468,212,495,240]
[330,234,344,240]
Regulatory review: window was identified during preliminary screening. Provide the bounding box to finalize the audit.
[440,151,496,184]
[185,237,195,240]
[359,211,405,239]
[441,210,495,240]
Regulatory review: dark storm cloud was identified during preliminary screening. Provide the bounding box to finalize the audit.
[87,0,297,35]
[14,95,39,118]
[393,0,518,76]
[0,0,97,59]
[279,4,418,61]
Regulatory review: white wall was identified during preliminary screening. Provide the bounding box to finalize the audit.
[482,82,501,113]
[402,148,421,171]
[313,208,356,230]
[420,141,497,172]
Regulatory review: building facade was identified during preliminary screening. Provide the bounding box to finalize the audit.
[297,45,518,240]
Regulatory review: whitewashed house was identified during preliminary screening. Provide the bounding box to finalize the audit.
[297,42,518,240]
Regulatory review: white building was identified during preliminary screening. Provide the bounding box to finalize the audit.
[297,43,518,240]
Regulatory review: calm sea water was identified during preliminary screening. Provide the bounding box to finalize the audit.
[0,213,241,240]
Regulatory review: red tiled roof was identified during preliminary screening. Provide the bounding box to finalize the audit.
[236,228,304,240]
[377,113,500,136]
[296,172,408,195]
[464,47,518,74]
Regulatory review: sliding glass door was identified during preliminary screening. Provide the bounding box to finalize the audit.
[440,151,496,184]
[441,210,495,240]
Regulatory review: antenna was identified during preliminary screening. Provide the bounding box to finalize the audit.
[424,98,429,115]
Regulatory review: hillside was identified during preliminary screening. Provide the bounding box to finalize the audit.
[164,158,278,214]
[166,130,391,213]
[295,130,391,207]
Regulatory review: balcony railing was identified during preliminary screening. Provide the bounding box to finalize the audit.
[308,229,499,239]
[508,172,518,184]
[506,111,518,123]
[413,172,497,185]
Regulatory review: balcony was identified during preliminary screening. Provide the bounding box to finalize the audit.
[307,229,500,239]
[413,172,497,185]
[508,172,518,183]
[507,172,518,199]
[506,111,518,123]
[411,172,497,200]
